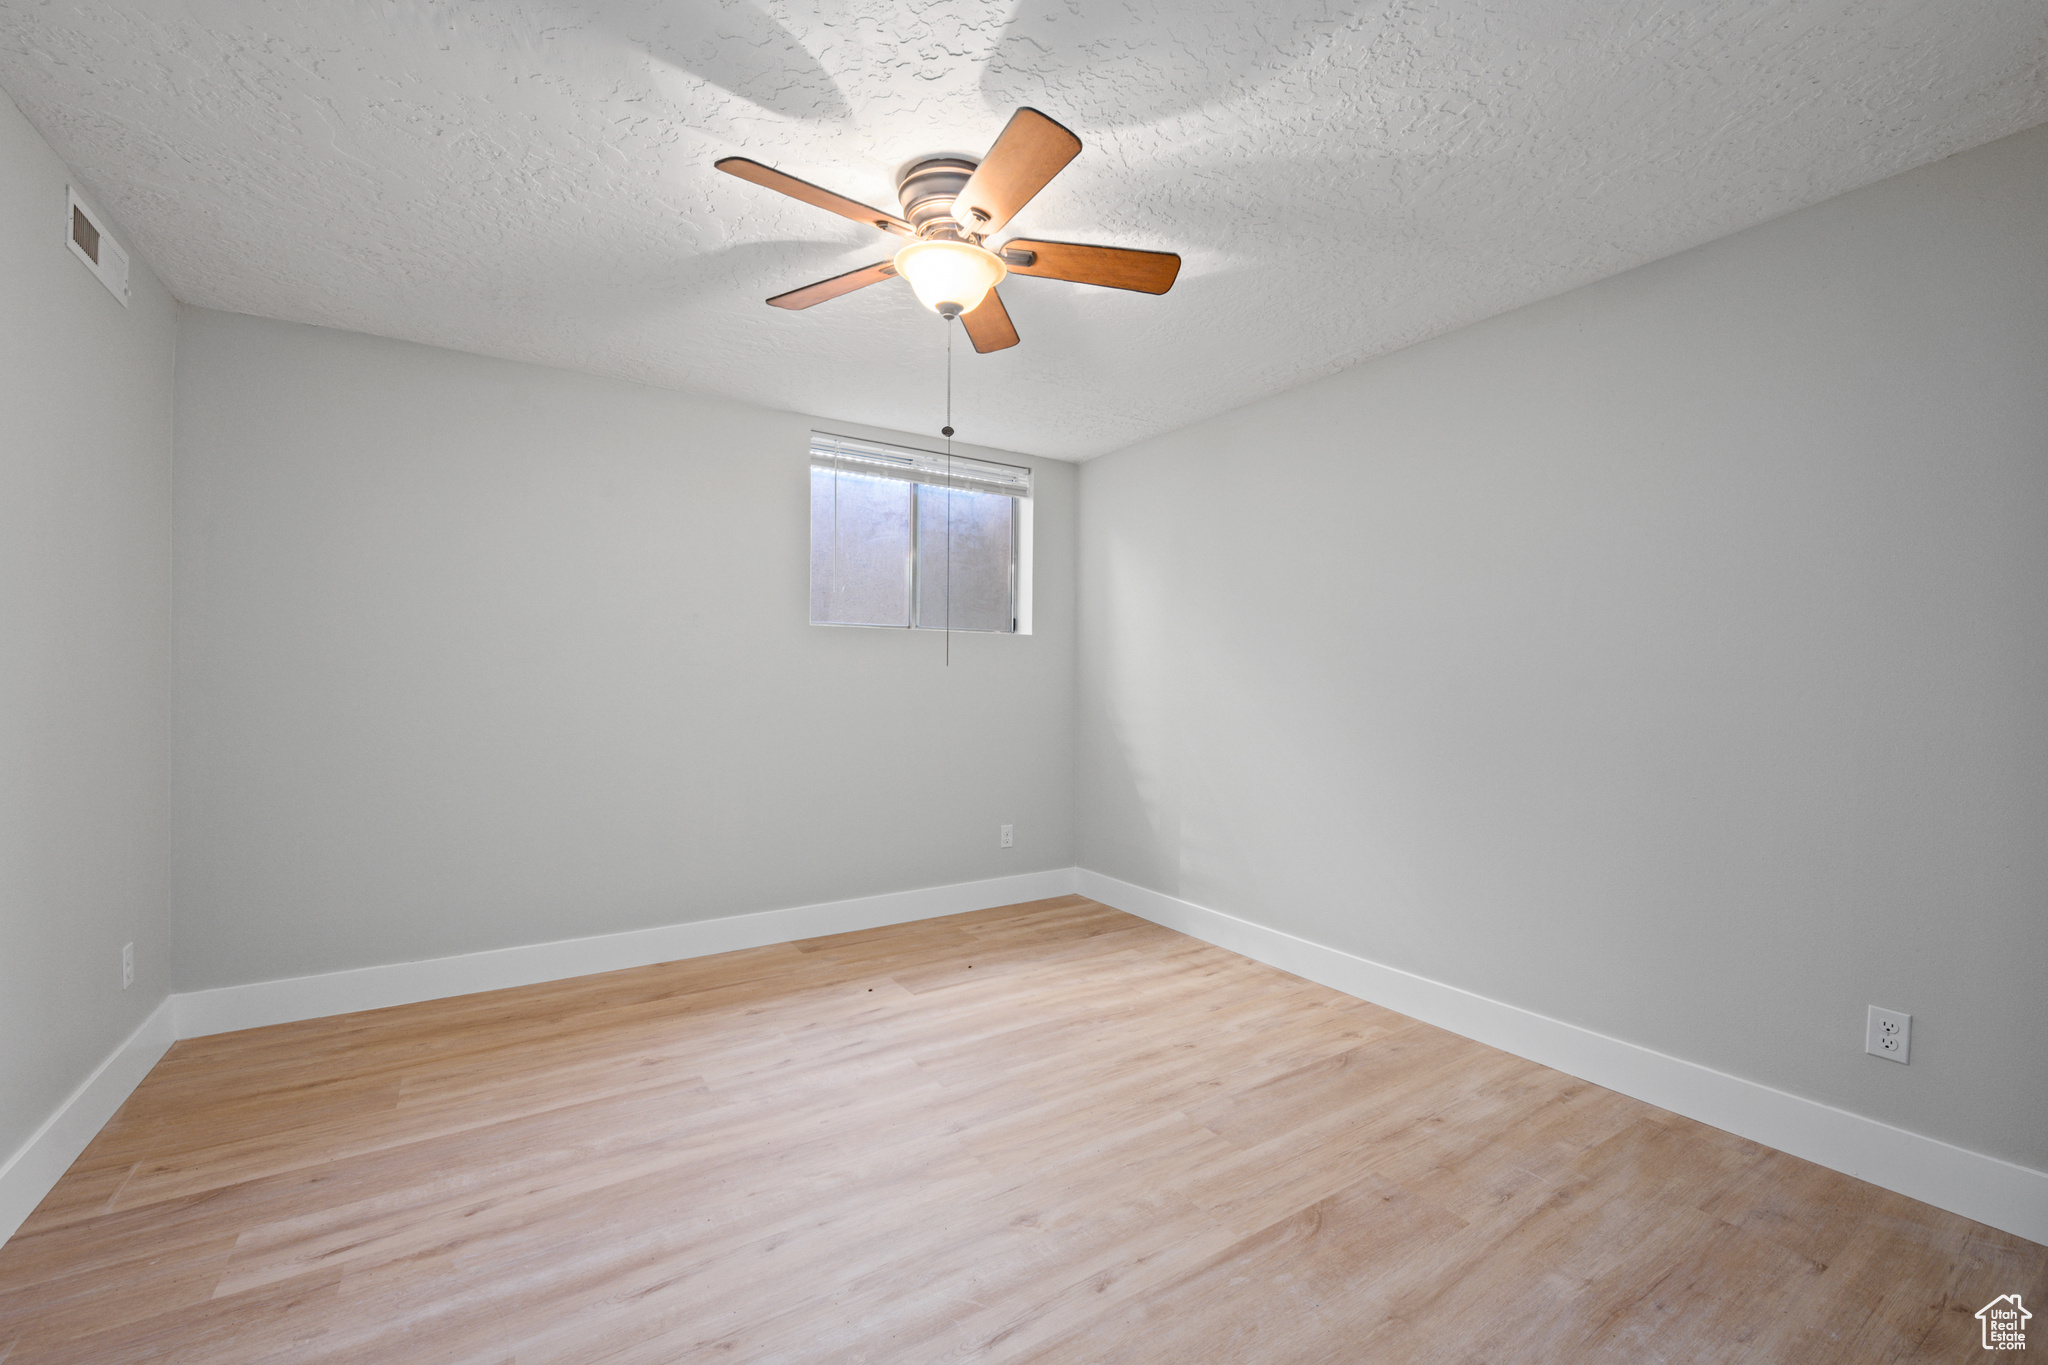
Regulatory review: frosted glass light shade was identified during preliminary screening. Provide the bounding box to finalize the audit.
[893,240,1007,318]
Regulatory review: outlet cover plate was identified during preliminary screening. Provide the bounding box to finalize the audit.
[1866,1005,1910,1064]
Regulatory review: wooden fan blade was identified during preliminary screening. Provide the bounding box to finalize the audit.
[767,260,899,310]
[715,158,913,238]
[960,288,1020,353]
[954,109,1082,237]
[1000,239,1180,295]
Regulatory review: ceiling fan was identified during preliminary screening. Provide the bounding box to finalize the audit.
[714,107,1180,354]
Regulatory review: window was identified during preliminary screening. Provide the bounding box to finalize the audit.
[810,433,1031,633]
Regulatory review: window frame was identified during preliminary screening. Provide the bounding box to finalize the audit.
[808,433,1029,635]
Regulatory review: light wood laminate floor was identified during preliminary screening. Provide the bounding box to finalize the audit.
[1,896,2040,1363]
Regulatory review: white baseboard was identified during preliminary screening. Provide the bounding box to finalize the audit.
[1077,868,2047,1247]
[174,867,1081,1038]
[0,996,176,1246]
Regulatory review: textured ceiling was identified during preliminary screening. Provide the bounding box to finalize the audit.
[2,2,2044,459]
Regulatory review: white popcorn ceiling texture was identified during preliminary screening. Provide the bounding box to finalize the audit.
[1,1,2043,458]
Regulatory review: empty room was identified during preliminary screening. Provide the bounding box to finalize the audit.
[2,1,2045,1360]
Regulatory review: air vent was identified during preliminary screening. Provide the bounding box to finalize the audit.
[65,187,129,306]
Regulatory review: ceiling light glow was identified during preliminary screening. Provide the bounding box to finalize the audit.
[893,240,1007,319]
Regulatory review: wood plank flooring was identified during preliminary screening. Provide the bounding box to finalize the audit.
[1,896,2040,1363]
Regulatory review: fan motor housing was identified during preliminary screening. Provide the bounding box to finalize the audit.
[897,157,979,239]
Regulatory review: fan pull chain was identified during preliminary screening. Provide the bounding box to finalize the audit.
[942,317,955,667]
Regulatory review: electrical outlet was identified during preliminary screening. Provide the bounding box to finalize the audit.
[1866,1006,1909,1064]
[121,942,134,990]
[1000,824,1013,848]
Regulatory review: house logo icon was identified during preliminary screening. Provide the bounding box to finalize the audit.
[1978,1294,2030,1350]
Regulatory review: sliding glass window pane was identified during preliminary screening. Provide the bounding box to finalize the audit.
[810,467,912,626]
[915,486,1015,633]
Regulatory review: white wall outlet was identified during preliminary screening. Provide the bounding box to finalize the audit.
[1866,1005,1909,1064]
[121,941,134,990]
[1000,824,1014,848]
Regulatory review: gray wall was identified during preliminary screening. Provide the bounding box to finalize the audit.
[0,93,175,1161]
[171,310,1075,991]
[1076,124,2048,1169]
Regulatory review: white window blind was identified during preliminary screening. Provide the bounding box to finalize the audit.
[809,433,1032,501]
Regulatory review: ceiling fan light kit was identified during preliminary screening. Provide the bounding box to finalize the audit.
[716,107,1181,353]
[893,240,1007,319]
